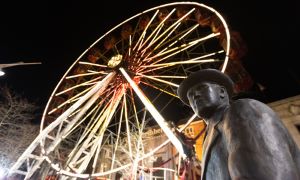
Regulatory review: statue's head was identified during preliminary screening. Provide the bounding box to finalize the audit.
[177,69,234,118]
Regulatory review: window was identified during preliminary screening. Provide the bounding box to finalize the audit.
[185,127,194,137]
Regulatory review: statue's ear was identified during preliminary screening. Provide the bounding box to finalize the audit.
[220,86,226,98]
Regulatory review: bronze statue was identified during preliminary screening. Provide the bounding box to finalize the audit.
[177,69,300,180]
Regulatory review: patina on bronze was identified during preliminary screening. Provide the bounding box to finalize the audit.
[178,69,300,180]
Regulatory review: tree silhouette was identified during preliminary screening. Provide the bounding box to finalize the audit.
[0,86,39,177]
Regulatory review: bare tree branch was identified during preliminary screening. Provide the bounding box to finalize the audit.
[0,86,39,177]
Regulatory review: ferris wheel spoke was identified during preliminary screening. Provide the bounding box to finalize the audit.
[78,61,108,68]
[128,35,132,57]
[142,58,218,69]
[139,74,186,79]
[150,23,181,54]
[65,71,107,79]
[144,8,196,53]
[139,8,176,50]
[157,24,200,53]
[67,88,118,151]
[138,20,180,61]
[132,10,159,52]
[128,88,142,129]
[55,75,103,96]
[50,78,116,116]
[110,97,126,171]
[123,93,134,160]
[143,32,220,65]
[140,81,177,98]
[131,8,181,63]
[135,21,180,64]
[143,23,200,62]
[137,67,186,98]
[135,22,164,62]
[125,87,161,125]
[139,50,222,74]
[91,140,102,174]
[48,86,93,115]
[137,72,179,88]
[87,69,109,74]
[142,81,177,110]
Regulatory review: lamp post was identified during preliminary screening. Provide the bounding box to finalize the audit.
[0,61,42,76]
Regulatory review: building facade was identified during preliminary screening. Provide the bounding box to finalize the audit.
[268,95,300,148]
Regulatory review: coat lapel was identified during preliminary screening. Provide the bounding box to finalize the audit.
[201,124,220,179]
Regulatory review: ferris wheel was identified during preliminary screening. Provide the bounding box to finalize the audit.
[9,2,231,179]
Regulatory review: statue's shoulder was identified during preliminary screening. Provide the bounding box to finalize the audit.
[228,98,276,122]
[231,98,271,111]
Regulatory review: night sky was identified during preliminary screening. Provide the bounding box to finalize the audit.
[1,0,299,117]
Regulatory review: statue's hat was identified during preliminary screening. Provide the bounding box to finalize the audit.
[177,68,234,105]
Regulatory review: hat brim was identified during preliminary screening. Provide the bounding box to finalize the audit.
[177,69,234,105]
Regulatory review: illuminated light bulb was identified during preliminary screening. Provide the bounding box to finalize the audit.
[0,69,5,76]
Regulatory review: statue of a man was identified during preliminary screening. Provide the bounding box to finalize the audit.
[177,68,300,180]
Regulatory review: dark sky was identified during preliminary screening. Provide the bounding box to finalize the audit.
[1,0,300,114]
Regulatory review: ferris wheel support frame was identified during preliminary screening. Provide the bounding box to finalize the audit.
[9,72,116,179]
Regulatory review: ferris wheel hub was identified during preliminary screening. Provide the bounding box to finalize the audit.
[108,54,123,68]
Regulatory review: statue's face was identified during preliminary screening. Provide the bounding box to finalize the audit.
[187,82,225,119]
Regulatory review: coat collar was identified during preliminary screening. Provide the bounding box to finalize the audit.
[200,122,220,179]
[200,107,228,179]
